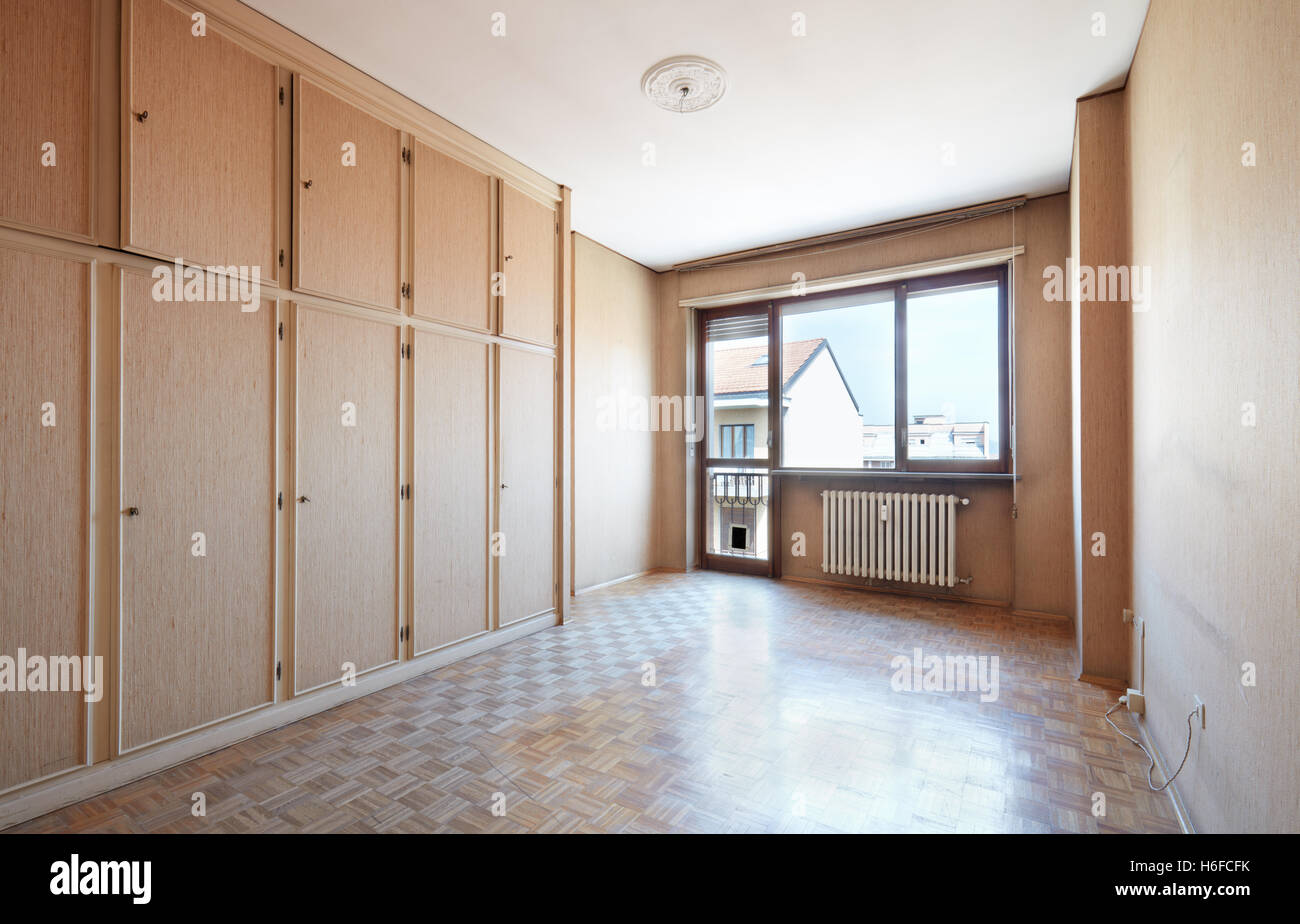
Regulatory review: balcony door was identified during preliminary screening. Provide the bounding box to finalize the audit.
[698,307,775,575]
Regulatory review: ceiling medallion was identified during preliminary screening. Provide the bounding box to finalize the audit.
[641,56,727,113]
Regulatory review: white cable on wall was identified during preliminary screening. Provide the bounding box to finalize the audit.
[1106,699,1197,793]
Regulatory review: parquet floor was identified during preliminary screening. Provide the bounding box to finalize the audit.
[8,571,1181,833]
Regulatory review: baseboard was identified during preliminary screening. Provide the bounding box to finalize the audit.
[1135,714,1197,834]
[0,609,559,831]
[1078,672,1127,688]
[573,568,657,596]
[1010,607,1071,623]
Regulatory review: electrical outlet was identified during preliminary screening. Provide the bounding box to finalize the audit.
[1193,695,1206,729]
[1124,688,1146,714]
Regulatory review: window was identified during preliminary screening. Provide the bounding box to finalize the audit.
[775,265,1008,473]
[719,423,755,459]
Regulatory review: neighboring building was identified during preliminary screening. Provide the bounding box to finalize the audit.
[709,338,861,557]
[862,416,991,467]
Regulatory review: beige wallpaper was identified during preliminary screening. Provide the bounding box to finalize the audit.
[1125,0,1299,833]
[572,234,659,591]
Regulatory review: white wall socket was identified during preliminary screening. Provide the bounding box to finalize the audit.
[1194,695,1206,728]
[1125,688,1146,715]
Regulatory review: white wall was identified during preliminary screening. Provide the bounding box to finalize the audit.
[782,348,862,467]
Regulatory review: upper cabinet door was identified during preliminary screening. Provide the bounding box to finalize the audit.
[295,77,402,311]
[412,142,493,331]
[0,0,95,240]
[125,0,277,277]
[500,183,557,346]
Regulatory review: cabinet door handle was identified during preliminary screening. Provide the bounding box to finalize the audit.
[500,483,508,490]
[134,110,148,123]
[298,495,310,504]
[503,254,513,261]
[124,506,140,517]
[302,179,312,189]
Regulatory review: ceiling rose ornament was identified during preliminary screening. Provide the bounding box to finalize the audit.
[641,56,727,113]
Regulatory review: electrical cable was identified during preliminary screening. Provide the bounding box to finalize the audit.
[1105,698,1197,792]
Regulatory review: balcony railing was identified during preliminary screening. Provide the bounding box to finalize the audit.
[708,470,769,559]
[709,470,770,505]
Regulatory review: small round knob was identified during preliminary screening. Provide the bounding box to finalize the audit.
[302,179,313,189]
[298,495,310,503]
[134,110,148,123]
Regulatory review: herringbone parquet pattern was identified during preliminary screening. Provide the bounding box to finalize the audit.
[8,571,1180,833]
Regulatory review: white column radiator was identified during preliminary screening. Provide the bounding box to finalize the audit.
[820,490,969,587]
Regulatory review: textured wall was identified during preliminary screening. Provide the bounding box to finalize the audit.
[573,234,659,590]
[1124,0,1300,832]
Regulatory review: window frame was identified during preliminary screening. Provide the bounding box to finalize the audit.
[770,263,1010,475]
[719,423,755,459]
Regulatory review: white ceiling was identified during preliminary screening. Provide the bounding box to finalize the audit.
[243,0,1149,270]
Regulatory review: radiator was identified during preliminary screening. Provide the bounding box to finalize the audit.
[820,490,969,587]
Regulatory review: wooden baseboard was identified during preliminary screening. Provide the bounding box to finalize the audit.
[1011,607,1071,622]
[1078,672,1128,689]
[0,609,559,831]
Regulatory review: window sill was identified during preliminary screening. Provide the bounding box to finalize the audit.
[772,469,1019,482]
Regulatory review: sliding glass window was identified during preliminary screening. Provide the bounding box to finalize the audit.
[776,265,1009,474]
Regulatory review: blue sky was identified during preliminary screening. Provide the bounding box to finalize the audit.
[781,284,1000,452]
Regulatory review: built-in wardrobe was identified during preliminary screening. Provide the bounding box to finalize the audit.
[0,0,568,824]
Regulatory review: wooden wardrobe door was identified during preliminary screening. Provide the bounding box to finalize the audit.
[499,184,556,346]
[294,307,399,691]
[497,346,555,625]
[295,78,401,311]
[119,270,275,751]
[412,143,492,331]
[412,331,490,651]
[125,0,277,276]
[0,245,89,791]
[0,0,94,239]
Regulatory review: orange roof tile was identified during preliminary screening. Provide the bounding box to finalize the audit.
[713,339,824,395]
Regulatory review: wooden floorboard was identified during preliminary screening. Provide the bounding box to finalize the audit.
[7,571,1181,833]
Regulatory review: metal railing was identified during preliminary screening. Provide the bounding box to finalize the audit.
[708,470,769,558]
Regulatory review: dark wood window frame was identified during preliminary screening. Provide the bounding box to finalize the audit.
[768,263,1011,476]
[697,264,1011,477]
